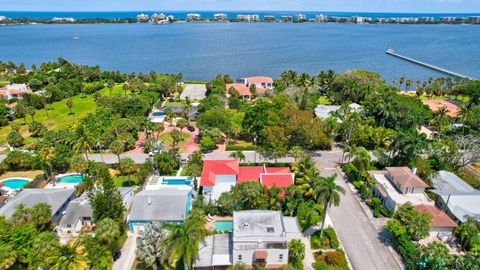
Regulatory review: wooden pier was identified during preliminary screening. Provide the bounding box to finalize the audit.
[386,49,474,80]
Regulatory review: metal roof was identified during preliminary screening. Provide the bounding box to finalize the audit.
[127,189,190,222]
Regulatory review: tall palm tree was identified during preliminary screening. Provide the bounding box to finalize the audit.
[46,245,88,270]
[351,146,371,171]
[314,174,345,237]
[136,222,165,270]
[39,146,56,179]
[296,170,321,199]
[71,125,95,161]
[95,218,121,252]
[162,214,207,269]
[292,154,316,179]
[431,106,451,133]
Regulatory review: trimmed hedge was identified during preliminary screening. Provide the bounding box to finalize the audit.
[225,145,257,151]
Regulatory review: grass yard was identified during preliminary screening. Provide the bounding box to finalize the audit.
[0,85,129,146]
[163,101,185,106]
[0,80,9,87]
[157,130,190,147]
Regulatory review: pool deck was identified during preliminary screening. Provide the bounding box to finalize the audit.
[44,173,82,189]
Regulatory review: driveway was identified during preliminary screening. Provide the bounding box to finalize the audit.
[320,168,404,270]
[113,233,137,270]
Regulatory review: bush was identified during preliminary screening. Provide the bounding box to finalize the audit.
[200,135,216,151]
[6,131,24,148]
[311,227,339,250]
[28,121,48,137]
[226,145,257,151]
[3,151,36,170]
[373,207,379,218]
[324,251,347,267]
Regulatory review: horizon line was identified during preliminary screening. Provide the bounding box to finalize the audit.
[1,10,480,14]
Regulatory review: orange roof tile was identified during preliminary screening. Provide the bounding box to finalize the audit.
[423,100,460,118]
[414,204,457,228]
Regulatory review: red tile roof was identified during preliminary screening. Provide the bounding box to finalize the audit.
[226,83,266,97]
[6,102,17,109]
[386,167,429,189]
[238,166,264,183]
[414,204,457,228]
[245,76,274,84]
[265,167,291,174]
[200,160,240,186]
[423,100,460,118]
[260,173,295,188]
[0,195,6,203]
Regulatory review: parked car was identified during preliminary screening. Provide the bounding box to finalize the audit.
[187,125,195,132]
[113,251,122,261]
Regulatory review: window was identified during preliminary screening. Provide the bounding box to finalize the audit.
[279,254,284,260]
[267,227,274,233]
[237,255,242,261]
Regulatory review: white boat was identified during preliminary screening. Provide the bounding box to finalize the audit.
[73,33,79,40]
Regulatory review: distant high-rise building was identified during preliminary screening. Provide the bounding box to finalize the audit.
[213,13,228,21]
[264,15,276,22]
[315,14,328,22]
[236,14,260,22]
[281,16,293,22]
[295,14,307,21]
[136,13,149,22]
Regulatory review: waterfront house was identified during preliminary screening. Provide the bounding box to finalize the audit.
[194,210,301,269]
[187,13,202,21]
[431,170,480,223]
[127,188,191,232]
[295,14,307,21]
[236,14,260,22]
[314,103,362,120]
[200,160,295,201]
[0,83,32,100]
[214,13,228,21]
[281,16,293,22]
[57,187,133,236]
[413,204,457,236]
[264,16,276,22]
[226,83,265,99]
[0,188,75,223]
[136,13,150,22]
[369,168,431,210]
[238,76,274,90]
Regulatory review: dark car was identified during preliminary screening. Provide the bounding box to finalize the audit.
[187,125,195,132]
[113,251,122,261]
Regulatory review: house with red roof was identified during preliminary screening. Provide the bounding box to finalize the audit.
[226,83,266,99]
[239,76,274,90]
[414,204,457,235]
[0,83,32,100]
[200,160,294,201]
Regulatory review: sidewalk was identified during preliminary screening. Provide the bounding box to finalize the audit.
[113,233,137,270]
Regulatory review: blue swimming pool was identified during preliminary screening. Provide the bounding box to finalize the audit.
[152,112,166,117]
[214,220,233,232]
[162,177,192,185]
[57,174,84,184]
[0,179,30,190]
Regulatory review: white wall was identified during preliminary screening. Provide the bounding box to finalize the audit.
[233,248,288,267]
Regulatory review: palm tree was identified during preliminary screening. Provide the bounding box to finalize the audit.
[136,222,165,270]
[351,146,371,172]
[109,140,125,163]
[314,174,345,237]
[95,218,121,252]
[431,106,451,133]
[399,77,405,90]
[296,170,321,199]
[162,213,207,269]
[289,146,304,162]
[118,157,139,186]
[39,146,56,179]
[185,151,203,191]
[106,80,115,97]
[229,151,246,162]
[46,245,88,270]
[71,125,95,161]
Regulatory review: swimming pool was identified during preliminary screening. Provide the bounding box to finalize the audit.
[214,220,233,232]
[152,112,166,117]
[162,177,192,185]
[0,178,30,190]
[57,174,84,184]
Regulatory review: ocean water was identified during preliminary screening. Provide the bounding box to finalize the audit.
[0,23,478,82]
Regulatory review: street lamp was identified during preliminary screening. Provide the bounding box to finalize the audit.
[97,142,104,163]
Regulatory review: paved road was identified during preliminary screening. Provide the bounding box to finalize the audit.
[113,233,137,270]
[320,168,403,270]
[83,149,344,165]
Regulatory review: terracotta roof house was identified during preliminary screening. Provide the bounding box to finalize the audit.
[239,76,274,90]
[200,161,294,201]
[422,100,460,118]
[226,83,266,99]
[369,168,432,210]
[386,167,429,194]
[0,83,32,100]
[414,204,457,235]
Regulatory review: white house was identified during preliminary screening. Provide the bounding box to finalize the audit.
[187,13,202,21]
[369,167,431,210]
[237,76,274,90]
[0,83,32,100]
[194,210,301,269]
[214,13,228,21]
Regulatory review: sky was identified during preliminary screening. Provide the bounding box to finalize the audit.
[1,0,479,13]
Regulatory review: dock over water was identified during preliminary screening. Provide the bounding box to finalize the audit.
[386,49,474,80]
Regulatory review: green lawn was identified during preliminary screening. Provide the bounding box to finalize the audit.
[0,85,128,146]
[0,80,9,87]
[164,101,185,106]
[113,175,139,187]
[157,130,190,147]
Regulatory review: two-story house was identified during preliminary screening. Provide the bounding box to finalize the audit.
[370,167,431,210]
[194,210,301,269]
